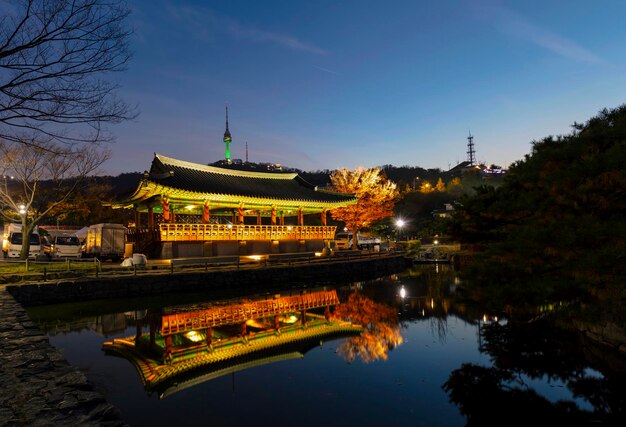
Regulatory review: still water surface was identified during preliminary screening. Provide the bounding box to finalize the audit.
[27,265,617,426]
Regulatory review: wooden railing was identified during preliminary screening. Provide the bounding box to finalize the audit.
[160,290,340,336]
[157,224,336,242]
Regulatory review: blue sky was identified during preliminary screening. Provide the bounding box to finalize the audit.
[104,0,626,174]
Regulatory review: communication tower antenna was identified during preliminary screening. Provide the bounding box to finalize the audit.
[467,132,476,166]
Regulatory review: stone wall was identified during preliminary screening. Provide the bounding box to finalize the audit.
[0,289,125,426]
[8,255,408,306]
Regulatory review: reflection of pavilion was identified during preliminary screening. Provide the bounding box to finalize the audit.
[102,290,362,398]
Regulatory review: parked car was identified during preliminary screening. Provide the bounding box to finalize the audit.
[42,234,82,259]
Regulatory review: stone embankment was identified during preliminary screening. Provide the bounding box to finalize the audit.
[0,288,125,426]
[8,255,408,306]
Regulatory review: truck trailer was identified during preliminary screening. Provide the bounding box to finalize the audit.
[83,223,126,261]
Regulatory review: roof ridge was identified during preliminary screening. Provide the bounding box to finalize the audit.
[154,153,298,180]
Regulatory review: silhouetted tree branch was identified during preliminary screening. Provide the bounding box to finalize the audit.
[0,140,110,258]
[0,0,135,148]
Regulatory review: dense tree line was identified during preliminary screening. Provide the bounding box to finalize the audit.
[449,106,626,306]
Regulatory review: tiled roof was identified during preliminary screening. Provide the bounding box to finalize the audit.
[147,154,355,204]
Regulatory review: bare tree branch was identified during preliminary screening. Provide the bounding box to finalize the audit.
[0,138,110,258]
[0,0,136,148]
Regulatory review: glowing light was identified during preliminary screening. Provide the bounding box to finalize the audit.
[185,205,195,211]
[400,286,406,299]
[395,219,405,228]
[246,255,263,261]
[227,224,232,229]
[433,239,439,245]
[281,315,298,324]
[18,204,26,215]
[314,252,322,256]
[287,226,292,231]
[483,314,488,322]
[185,330,204,342]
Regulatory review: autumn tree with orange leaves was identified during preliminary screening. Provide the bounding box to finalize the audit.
[333,293,403,363]
[329,167,398,248]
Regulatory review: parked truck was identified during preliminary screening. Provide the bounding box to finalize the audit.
[83,223,126,261]
[2,223,41,259]
[334,231,381,251]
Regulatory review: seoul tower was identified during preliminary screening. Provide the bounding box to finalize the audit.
[223,105,232,162]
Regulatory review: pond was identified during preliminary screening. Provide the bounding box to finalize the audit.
[27,265,625,426]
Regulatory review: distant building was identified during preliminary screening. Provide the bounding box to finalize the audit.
[432,203,455,219]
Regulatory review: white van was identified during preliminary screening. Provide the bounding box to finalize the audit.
[43,233,82,258]
[2,223,41,258]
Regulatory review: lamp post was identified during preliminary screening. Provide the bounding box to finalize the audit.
[395,219,405,243]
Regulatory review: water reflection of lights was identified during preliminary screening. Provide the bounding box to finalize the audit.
[185,330,204,342]
[280,315,299,324]
[481,314,501,324]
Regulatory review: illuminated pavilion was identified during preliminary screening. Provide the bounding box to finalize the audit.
[114,153,357,258]
[102,290,362,398]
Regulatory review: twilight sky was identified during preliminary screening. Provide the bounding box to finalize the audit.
[103,0,626,175]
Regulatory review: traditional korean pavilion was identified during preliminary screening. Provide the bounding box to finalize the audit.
[114,153,357,258]
[102,290,362,398]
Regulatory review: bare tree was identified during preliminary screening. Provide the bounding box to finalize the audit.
[0,140,110,258]
[0,0,135,148]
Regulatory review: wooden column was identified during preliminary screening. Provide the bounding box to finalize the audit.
[149,318,156,346]
[148,206,154,228]
[298,208,304,226]
[135,319,142,340]
[271,207,277,226]
[274,315,280,330]
[280,211,285,226]
[301,310,307,326]
[232,211,236,224]
[321,209,327,226]
[241,322,247,336]
[237,204,244,224]
[202,202,210,224]
[162,198,171,223]
[324,306,331,321]
[256,212,262,225]
[134,209,141,227]
[206,328,213,347]
[165,335,172,358]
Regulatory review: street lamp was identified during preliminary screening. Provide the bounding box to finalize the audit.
[18,204,26,216]
[395,219,405,241]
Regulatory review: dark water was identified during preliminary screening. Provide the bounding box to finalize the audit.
[27,265,626,426]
